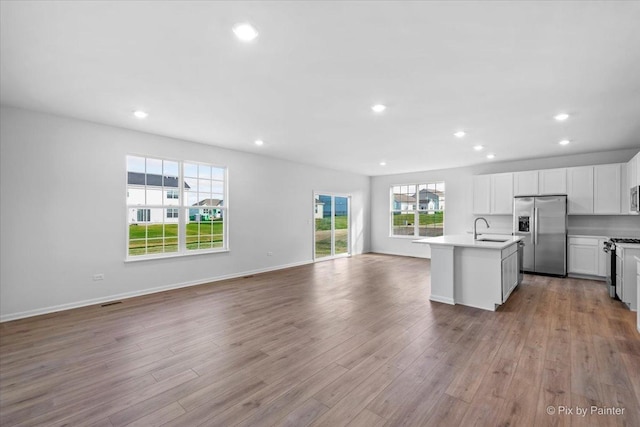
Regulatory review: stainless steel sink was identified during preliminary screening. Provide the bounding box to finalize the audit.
[476,238,508,243]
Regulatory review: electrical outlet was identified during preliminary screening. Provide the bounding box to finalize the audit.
[267,252,273,256]
[92,274,105,281]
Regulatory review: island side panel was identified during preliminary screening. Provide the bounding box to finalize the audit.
[454,247,503,311]
[429,245,455,305]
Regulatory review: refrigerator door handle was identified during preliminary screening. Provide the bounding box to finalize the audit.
[534,207,539,245]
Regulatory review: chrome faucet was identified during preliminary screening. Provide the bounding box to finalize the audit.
[473,217,490,240]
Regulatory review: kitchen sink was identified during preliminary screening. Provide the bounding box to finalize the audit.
[476,238,509,243]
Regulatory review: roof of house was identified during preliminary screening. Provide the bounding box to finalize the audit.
[194,199,222,207]
[393,194,417,203]
[127,172,190,189]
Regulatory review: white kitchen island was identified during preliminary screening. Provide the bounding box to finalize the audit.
[414,234,523,311]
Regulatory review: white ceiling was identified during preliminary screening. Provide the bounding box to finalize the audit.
[2,1,640,176]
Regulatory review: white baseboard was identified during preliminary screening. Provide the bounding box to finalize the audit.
[429,295,454,305]
[0,259,314,323]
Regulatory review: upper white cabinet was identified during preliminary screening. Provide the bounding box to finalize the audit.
[514,169,567,196]
[491,173,514,214]
[513,171,538,196]
[474,158,636,216]
[627,151,639,214]
[472,175,491,214]
[628,152,638,190]
[539,168,567,195]
[472,173,513,214]
[594,164,622,214]
[567,166,594,214]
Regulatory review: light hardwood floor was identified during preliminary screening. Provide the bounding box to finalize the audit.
[1,254,639,426]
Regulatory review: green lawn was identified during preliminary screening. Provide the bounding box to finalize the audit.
[129,220,224,255]
[315,215,348,231]
[392,211,444,225]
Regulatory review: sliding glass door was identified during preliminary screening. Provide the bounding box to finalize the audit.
[314,193,350,260]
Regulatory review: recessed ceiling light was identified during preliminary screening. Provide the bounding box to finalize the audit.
[554,113,570,121]
[454,131,466,138]
[486,153,496,159]
[558,139,571,146]
[254,139,264,146]
[379,161,387,166]
[473,145,484,151]
[371,104,386,113]
[133,110,148,119]
[233,23,259,42]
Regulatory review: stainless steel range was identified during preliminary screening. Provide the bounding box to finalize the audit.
[603,238,640,309]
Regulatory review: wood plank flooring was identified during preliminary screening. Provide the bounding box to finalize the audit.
[1,254,639,426]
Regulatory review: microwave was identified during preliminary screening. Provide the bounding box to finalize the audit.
[632,185,640,212]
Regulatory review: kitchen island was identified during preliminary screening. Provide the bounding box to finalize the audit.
[414,234,523,311]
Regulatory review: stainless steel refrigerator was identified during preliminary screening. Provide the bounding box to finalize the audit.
[513,195,567,276]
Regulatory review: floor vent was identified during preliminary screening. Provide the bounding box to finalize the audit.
[101,301,122,307]
[243,275,255,279]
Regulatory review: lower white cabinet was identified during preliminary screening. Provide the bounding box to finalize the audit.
[568,236,604,277]
[502,245,518,302]
[597,238,608,277]
[636,257,639,331]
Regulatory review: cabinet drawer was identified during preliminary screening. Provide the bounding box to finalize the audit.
[501,243,518,259]
[568,237,598,246]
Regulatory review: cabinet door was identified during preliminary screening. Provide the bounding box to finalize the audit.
[594,164,621,214]
[567,166,594,214]
[597,238,607,277]
[539,168,567,195]
[635,151,640,187]
[473,175,491,214]
[514,171,538,196]
[502,251,518,302]
[568,242,599,275]
[628,156,637,214]
[491,173,514,214]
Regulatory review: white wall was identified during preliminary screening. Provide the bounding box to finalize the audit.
[372,148,640,258]
[0,107,371,321]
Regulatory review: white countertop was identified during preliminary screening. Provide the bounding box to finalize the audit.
[413,234,523,250]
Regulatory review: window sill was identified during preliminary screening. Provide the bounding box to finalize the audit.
[124,248,229,263]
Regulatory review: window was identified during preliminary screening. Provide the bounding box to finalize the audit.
[390,182,445,237]
[136,209,150,222]
[126,155,227,259]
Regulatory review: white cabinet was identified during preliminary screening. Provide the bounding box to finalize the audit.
[472,175,491,214]
[513,169,567,196]
[501,244,519,302]
[514,171,538,196]
[597,238,608,277]
[567,166,594,214]
[594,163,621,214]
[628,151,640,214]
[636,257,639,331]
[472,173,513,215]
[539,168,567,195]
[628,153,638,190]
[616,245,640,311]
[568,236,601,276]
[491,173,514,214]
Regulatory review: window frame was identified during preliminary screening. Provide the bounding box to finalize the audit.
[389,182,445,238]
[125,155,229,262]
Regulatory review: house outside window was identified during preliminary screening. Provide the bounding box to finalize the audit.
[390,182,445,237]
[126,155,227,259]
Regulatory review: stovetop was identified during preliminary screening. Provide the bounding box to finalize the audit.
[610,238,640,244]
